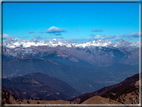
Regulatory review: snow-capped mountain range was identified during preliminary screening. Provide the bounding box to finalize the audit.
[3,38,139,49]
[2,38,139,93]
[2,38,139,67]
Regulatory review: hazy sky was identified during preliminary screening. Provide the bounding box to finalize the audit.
[3,3,139,43]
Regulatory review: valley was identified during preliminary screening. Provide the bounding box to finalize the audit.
[2,72,141,104]
[2,39,140,105]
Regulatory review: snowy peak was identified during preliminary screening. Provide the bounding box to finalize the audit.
[3,39,139,66]
[115,40,130,47]
[30,38,39,43]
[3,38,139,49]
[114,40,139,48]
[77,40,114,48]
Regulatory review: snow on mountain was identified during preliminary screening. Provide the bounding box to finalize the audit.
[114,40,139,48]
[4,38,72,48]
[2,38,139,67]
[3,38,139,49]
[75,40,114,48]
[4,38,47,48]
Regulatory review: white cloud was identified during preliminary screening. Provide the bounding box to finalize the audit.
[45,26,66,35]
[93,32,139,42]
[115,32,139,41]
[94,35,103,39]
[94,35,115,40]
[21,36,29,39]
[127,32,139,38]
[3,34,12,39]
[91,29,104,32]
[28,31,34,33]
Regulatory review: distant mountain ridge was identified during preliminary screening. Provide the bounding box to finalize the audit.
[3,57,139,93]
[71,73,140,104]
[22,72,81,98]
[3,38,139,49]
[3,58,105,93]
[3,72,81,100]
[2,72,140,104]
[3,39,139,67]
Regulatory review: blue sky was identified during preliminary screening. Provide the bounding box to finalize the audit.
[3,2,139,43]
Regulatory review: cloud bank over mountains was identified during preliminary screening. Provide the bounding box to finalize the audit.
[2,31,140,44]
[92,32,140,42]
[3,34,13,39]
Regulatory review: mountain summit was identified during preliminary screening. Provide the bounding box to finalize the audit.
[3,38,139,49]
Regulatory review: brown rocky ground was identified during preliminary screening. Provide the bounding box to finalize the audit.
[20,100,76,104]
[2,89,22,104]
[2,89,76,105]
[115,81,139,104]
[81,96,121,104]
